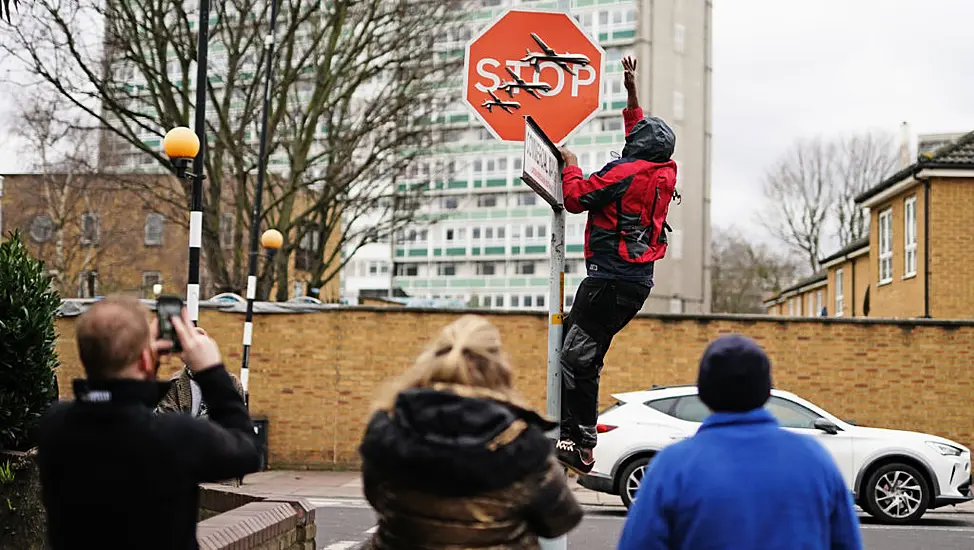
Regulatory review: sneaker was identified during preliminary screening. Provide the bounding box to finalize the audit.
[556,439,595,475]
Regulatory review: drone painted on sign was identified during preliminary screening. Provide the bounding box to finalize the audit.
[481,32,591,116]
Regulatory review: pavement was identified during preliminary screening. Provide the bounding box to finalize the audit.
[225,470,974,550]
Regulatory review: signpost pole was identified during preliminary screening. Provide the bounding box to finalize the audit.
[522,115,568,550]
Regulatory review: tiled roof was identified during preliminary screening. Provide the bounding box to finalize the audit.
[819,236,870,266]
[856,130,974,204]
[763,270,828,305]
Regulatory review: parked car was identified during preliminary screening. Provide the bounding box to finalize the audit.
[579,384,972,524]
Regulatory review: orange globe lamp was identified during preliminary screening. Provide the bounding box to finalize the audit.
[260,229,283,250]
[162,127,200,160]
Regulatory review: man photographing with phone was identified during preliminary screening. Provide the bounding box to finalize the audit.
[37,296,261,550]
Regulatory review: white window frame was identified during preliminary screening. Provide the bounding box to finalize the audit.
[878,208,893,284]
[674,23,686,54]
[787,297,795,316]
[904,196,917,278]
[673,91,685,121]
[80,212,100,246]
[807,293,814,317]
[835,268,844,317]
[144,213,164,246]
[815,290,823,316]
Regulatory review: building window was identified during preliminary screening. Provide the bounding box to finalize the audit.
[141,271,162,299]
[395,263,418,277]
[443,197,459,210]
[673,23,686,54]
[511,295,520,308]
[807,293,815,317]
[524,295,533,307]
[878,208,893,284]
[293,281,307,297]
[495,295,504,307]
[29,214,55,243]
[437,263,457,276]
[476,262,497,276]
[445,228,465,242]
[81,212,100,245]
[483,295,492,307]
[815,290,824,316]
[220,213,234,249]
[669,297,683,313]
[144,213,164,246]
[515,261,535,275]
[477,195,497,208]
[673,91,685,122]
[787,297,795,316]
[835,268,844,317]
[537,294,545,308]
[78,270,99,298]
[904,195,917,277]
[517,193,537,206]
[295,225,321,271]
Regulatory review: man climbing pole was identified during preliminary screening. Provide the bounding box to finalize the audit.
[555,56,680,474]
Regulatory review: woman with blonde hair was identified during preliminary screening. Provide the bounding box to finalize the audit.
[359,315,583,550]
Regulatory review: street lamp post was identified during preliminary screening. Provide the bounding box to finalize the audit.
[164,127,204,325]
[240,228,282,407]
[160,0,212,326]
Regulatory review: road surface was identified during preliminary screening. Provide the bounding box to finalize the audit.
[310,498,974,550]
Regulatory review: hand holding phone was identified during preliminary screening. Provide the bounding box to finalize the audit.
[170,308,223,373]
[156,295,184,353]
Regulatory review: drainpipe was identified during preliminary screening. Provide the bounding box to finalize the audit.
[920,175,931,318]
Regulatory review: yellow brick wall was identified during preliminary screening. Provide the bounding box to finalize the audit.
[866,183,926,318]
[53,308,974,469]
[929,178,974,318]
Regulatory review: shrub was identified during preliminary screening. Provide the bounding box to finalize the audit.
[0,231,60,452]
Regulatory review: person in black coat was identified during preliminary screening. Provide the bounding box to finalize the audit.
[37,296,261,550]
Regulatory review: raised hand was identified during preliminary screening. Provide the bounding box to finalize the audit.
[171,308,223,373]
[622,56,637,92]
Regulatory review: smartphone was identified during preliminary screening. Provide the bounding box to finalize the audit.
[156,295,184,353]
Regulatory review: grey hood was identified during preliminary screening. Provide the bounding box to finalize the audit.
[621,116,676,162]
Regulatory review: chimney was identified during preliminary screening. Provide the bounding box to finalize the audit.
[899,121,911,168]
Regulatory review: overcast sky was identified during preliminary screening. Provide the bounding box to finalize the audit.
[2,0,973,244]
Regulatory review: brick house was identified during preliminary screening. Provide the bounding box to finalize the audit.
[0,173,340,301]
[765,130,974,318]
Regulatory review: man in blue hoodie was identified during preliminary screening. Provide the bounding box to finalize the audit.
[617,334,863,550]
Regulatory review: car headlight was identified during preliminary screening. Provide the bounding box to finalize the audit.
[927,441,963,457]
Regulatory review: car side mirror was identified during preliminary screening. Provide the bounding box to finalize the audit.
[813,418,840,435]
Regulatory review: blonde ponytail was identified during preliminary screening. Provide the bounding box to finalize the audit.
[370,315,526,413]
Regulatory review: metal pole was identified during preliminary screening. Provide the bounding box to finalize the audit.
[240,0,281,406]
[543,9,569,544]
[187,0,211,326]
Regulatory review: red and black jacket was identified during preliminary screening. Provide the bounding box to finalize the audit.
[562,107,678,285]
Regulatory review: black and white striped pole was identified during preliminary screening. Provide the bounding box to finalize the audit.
[240,229,281,406]
[163,0,212,326]
[163,127,203,323]
[239,0,282,408]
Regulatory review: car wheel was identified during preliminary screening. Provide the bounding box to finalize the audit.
[863,463,929,524]
[618,456,652,509]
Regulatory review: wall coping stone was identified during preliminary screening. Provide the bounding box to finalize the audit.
[198,486,315,549]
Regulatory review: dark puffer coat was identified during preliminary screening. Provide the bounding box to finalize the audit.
[358,384,583,550]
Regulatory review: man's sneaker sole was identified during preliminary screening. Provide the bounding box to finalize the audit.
[556,454,594,476]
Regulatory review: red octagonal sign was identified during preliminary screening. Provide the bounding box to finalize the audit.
[463,9,604,144]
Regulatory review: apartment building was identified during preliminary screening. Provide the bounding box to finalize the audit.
[0,173,340,301]
[764,130,974,319]
[344,0,713,313]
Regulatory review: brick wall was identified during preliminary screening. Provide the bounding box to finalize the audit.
[54,308,974,468]
[929,178,974,318]
[197,486,316,550]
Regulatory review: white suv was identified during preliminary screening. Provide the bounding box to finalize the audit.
[579,385,973,524]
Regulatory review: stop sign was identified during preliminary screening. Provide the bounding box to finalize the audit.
[463,9,604,144]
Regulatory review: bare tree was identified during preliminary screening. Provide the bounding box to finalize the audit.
[1,0,464,300]
[710,226,803,314]
[11,95,146,296]
[760,138,835,272]
[834,132,898,246]
[760,133,897,272]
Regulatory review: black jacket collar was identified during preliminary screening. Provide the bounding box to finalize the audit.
[72,378,172,408]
